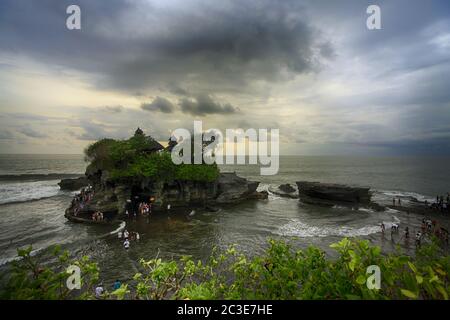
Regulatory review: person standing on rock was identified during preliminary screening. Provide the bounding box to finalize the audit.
[393,198,396,206]
[415,231,422,247]
[123,239,130,250]
[95,283,104,299]
[113,280,121,291]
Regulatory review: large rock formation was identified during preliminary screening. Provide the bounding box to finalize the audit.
[65,171,267,223]
[58,177,89,191]
[296,181,371,206]
[64,129,268,223]
[216,172,268,204]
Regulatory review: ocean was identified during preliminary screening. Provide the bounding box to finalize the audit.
[0,154,449,286]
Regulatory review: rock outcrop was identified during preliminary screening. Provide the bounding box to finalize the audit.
[296,181,371,206]
[215,172,268,204]
[64,129,268,223]
[58,177,89,191]
[65,171,267,223]
[268,184,298,198]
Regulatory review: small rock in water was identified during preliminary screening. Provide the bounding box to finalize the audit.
[279,184,296,193]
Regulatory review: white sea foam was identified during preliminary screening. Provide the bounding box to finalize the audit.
[0,247,45,266]
[384,208,401,214]
[358,207,375,213]
[0,180,62,205]
[376,189,434,203]
[110,221,126,235]
[275,219,380,238]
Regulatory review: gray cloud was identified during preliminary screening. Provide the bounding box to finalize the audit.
[141,97,175,113]
[74,120,125,141]
[1,0,450,155]
[103,105,124,113]
[166,83,189,96]
[0,131,14,140]
[179,94,238,116]
[0,0,328,95]
[18,127,47,138]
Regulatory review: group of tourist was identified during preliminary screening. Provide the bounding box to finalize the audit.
[381,216,449,247]
[70,184,106,222]
[118,229,140,250]
[72,185,94,216]
[125,198,155,219]
[91,211,104,221]
[425,194,450,213]
[138,202,152,216]
[420,217,449,244]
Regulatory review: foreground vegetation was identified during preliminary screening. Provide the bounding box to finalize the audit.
[1,238,449,300]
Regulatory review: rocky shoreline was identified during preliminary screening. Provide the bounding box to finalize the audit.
[295,181,384,211]
[61,172,450,224]
[58,128,447,225]
[62,171,268,224]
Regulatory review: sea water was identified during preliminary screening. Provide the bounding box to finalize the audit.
[0,154,449,285]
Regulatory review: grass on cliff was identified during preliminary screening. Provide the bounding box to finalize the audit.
[84,134,219,182]
[1,238,449,300]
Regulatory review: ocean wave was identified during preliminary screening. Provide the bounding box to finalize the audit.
[0,180,63,205]
[374,189,434,203]
[358,207,376,213]
[384,208,401,214]
[0,247,45,266]
[0,173,83,182]
[275,219,380,238]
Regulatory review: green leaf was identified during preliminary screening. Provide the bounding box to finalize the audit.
[415,275,423,285]
[356,274,366,285]
[436,286,448,300]
[429,275,439,283]
[401,289,418,299]
[407,262,417,273]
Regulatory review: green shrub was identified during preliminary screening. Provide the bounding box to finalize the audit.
[2,238,449,300]
[84,134,220,183]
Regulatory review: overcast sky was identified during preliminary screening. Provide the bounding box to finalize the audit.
[0,0,449,155]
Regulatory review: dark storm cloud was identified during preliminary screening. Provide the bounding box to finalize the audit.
[166,84,189,96]
[2,0,450,155]
[141,97,175,114]
[179,94,238,116]
[0,0,327,94]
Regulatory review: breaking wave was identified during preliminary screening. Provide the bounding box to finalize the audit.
[0,180,63,205]
[275,219,380,238]
[0,173,82,182]
[374,189,434,203]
